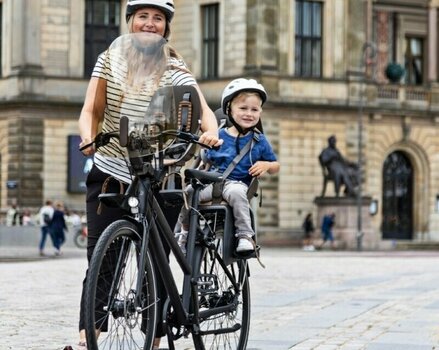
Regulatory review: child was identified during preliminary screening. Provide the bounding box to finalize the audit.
[176,78,280,253]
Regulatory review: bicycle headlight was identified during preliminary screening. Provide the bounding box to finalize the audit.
[128,197,139,208]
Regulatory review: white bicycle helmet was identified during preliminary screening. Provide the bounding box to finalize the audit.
[221,78,267,115]
[126,0,175,22]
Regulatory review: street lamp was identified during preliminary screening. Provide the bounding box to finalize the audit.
[357,42,376,251]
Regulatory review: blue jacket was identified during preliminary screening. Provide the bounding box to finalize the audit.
[50,209,67,232]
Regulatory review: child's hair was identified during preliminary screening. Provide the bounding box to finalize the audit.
[230,91,264,109]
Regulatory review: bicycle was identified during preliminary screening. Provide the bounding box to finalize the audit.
[81,33,257,350]
[73,224,87,249]
[83,114,256,349]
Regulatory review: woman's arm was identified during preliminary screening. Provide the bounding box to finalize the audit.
[193,84,223,147]
[78,77,107,156]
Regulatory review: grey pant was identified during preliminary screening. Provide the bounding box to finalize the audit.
[179,179,254,237]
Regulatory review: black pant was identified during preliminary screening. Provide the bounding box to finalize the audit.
[79,165,127,331]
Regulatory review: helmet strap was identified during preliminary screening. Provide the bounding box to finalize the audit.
[227,112,255,154]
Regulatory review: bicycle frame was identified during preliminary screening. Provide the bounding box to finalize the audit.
[103,164,247,340]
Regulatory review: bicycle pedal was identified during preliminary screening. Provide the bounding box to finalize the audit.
[196,274,218,294]
[234,244,261,259]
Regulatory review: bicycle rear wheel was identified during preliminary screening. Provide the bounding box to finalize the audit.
[85,219,157,350]
[194,239,251,350]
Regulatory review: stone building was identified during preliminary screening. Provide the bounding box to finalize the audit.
[1,0,438,248]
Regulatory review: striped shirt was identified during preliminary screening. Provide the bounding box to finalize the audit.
[91,47,197,184]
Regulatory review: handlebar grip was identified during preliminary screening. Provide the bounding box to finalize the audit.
[210,145,221,151]
[79,141,93,152]
[119,116,129,147]
[177,131,221,151]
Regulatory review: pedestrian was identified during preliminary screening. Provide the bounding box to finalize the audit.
[38,200,55,256]
[302,213,315,251]
[50,201,67,256]
[65,1,222,349]
[69,210,82,235]
[22,209,35,226]
[318,212,336,250]
[175,78,280,254]
[5,203,19,226]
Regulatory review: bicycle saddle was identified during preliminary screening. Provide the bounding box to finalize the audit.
[184,169,223,184]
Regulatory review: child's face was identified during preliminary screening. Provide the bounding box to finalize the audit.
[230,93,262,130]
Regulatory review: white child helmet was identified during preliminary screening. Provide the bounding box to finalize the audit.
[126,0,175,22]
[221,78,267,115]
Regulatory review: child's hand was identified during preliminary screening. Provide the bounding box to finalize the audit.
[248,161,271,177]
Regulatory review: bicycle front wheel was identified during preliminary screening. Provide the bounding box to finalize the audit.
[194,243,251,350]
[85,219,157,350]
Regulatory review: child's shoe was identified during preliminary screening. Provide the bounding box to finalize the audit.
[236,234,254,253]
[175,229,188,254]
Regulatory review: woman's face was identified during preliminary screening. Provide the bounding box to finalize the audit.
[131,7,167,36]
[230,93,263,130]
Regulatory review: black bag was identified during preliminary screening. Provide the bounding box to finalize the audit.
[43,213,51,225]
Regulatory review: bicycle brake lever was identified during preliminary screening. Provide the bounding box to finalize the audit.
[176,131,220,151]
[78,132,115,152]
[79,140,96,152]
[194,140,220,151]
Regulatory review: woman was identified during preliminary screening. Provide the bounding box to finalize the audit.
[50,201,67,255]
[68,1,221,349]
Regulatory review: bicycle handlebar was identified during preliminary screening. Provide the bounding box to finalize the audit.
[162,130,220,151]
[78,128,219,153]
[78,132,119,152]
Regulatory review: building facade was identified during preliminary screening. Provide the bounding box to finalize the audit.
[1,0,439,248]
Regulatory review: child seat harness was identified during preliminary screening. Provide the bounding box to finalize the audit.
[211,129,261,205]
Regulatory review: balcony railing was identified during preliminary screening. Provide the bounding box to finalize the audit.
[376,85,430,103]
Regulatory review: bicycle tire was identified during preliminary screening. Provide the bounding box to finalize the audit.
[193,238,251,350]
[84,219,157,350]
[74,231,87,249]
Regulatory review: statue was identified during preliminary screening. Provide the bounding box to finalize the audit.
[319,135,359,197]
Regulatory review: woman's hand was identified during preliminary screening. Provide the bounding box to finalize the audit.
[198,132,223,148]
[79,138,96,156]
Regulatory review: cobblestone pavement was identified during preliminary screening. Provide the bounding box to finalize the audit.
[1,247,439,350]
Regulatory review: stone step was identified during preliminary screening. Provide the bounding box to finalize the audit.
[395,241,439,250]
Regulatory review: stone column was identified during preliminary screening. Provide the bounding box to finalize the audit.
[245,0,278,72]
[376,11,390,83]
[8,0,43,76]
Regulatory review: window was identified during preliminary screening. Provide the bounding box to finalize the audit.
[84,0,120,77]
[0,3,2,77]
[404,36,424,85]
[295,0,322,77]
[201,4,219,79]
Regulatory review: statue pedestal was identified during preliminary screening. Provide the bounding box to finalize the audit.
[314,196,377,250]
